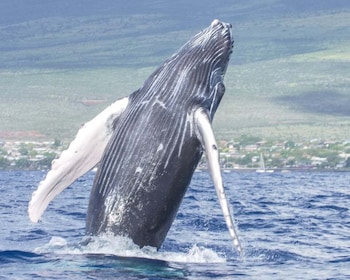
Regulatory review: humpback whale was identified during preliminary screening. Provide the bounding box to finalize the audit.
[28,19,242,254]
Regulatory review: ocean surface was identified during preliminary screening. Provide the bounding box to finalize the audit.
[0,170,349,279]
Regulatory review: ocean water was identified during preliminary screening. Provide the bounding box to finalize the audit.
[0,170,349,279]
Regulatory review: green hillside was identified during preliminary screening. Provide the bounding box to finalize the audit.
[0,1,349,141]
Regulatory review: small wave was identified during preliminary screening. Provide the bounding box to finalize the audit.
[249,248,304,264]
[0,250,43,264]
[329,256,350,263]
[34,234,226,264]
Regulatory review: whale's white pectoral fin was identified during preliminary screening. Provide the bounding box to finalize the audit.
[194,108,243,255]
[28,96,129,223]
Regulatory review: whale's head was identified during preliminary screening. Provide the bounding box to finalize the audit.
[140,20,233,119]
[182,19,233,76]
[182,19,233,118]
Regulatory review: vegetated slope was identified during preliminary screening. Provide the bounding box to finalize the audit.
[0,0,349,141]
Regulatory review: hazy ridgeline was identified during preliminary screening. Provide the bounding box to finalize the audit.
[0,0,349,141]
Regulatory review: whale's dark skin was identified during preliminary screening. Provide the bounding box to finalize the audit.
[86,20,233,249]
[28,19,242,254]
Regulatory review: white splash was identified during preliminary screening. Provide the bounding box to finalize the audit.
[34,234,226,264]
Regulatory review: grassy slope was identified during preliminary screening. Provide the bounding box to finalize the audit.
[0,0,349,141]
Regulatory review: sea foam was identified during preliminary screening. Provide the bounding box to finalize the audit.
[34,234,226,263]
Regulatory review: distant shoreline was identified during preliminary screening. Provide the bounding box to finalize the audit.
[197,168,350,173]
[1,167,349,173]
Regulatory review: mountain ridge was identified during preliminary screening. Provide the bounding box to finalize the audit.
[0,0,349,141]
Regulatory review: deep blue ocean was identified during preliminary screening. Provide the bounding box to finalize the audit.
[0,170,349,279]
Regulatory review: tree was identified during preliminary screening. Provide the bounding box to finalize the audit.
[39,152,57,169]
[235,153,256,167]
[15,158,32,169]
[237,135,262,146]
[52,138,62,148]
[345,157,350,168]
[327,153,341,168]
[284,140,295,149]
[19,146,29,156]
[0,156,10,169]
[270,157,283,168]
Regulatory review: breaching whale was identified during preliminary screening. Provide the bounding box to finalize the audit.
[28,19,242,254]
